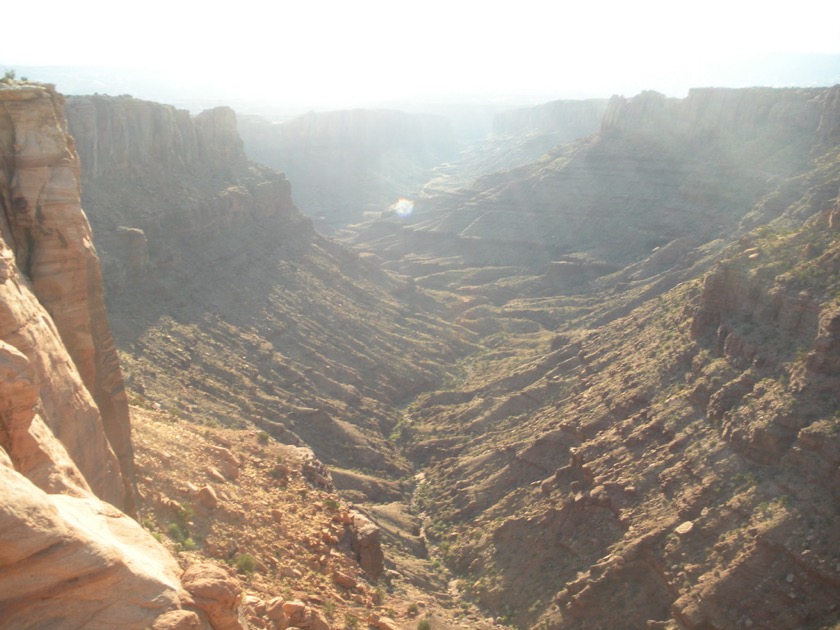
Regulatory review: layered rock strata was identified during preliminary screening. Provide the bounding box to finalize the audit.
[0,83,133,510]
[65,95,300,296]
[0,82,195,628]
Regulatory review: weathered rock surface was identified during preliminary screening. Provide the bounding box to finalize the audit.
[0,446,183,628]
[0,83,134,510]
[64,94,300,297]
[0,82,201,630]
[349,510,385,579]
[181,562,244,630]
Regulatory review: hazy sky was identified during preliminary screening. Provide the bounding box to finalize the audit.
[4,0,840,107]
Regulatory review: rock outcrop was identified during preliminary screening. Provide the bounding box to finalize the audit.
[349,510,385,579]
[64,94,301,296]
[0,83,133,511]
[0,447,184,628]
[0,82,203,629]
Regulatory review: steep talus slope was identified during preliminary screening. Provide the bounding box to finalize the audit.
[66,94,475,482]
[393,89,840,629]
[237,108,456,229]
[0,82,194,628]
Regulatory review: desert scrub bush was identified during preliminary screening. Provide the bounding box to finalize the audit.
[417,620,431,630]
[257,430,270,445]
[233,552,257,574]
[165,521,196,549]
[0,69,26,84]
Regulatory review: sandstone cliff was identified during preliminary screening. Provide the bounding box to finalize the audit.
[65,95,299,296]
[0,82,195,629]
[0,83,133,510]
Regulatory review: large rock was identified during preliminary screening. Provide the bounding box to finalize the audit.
[0,448,183,628]
[350,511,385,579]
[181,562,244,630]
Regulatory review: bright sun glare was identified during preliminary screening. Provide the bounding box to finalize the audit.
[391,198,414,218]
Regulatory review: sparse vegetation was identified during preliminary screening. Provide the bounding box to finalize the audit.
[233,553,257,574]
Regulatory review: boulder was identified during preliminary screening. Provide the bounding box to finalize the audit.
[350,511,385,579]
[0,455,183,627]
[195,484,219,511]
[152,609,203,629]
[182,562,244,630]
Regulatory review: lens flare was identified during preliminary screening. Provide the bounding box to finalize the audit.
[391,198,414,218]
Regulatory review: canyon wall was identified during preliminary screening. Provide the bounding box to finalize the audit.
[0,82,196,628]
[0,83,134,510]
[237,108,456,228]
[601,86,830,139]
[492,98,608,138]
[359,85,840,272]
[64,91,472,485]
[65,95,302,296]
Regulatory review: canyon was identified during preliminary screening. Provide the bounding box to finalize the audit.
[1,76,839,630]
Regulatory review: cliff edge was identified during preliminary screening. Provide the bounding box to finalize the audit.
[0,82,194,629]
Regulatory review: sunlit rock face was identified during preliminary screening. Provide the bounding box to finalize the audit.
[0,82,196,627]
[0,448,184,629]
[0,83,133,511]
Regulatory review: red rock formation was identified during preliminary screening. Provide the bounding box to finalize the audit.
[0,82,204,627]
[0,83,135,511]
[0,447,184,628]
[350,510,385,579]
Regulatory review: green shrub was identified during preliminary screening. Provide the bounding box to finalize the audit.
[234,553,257,574]
[417,620,431,630]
